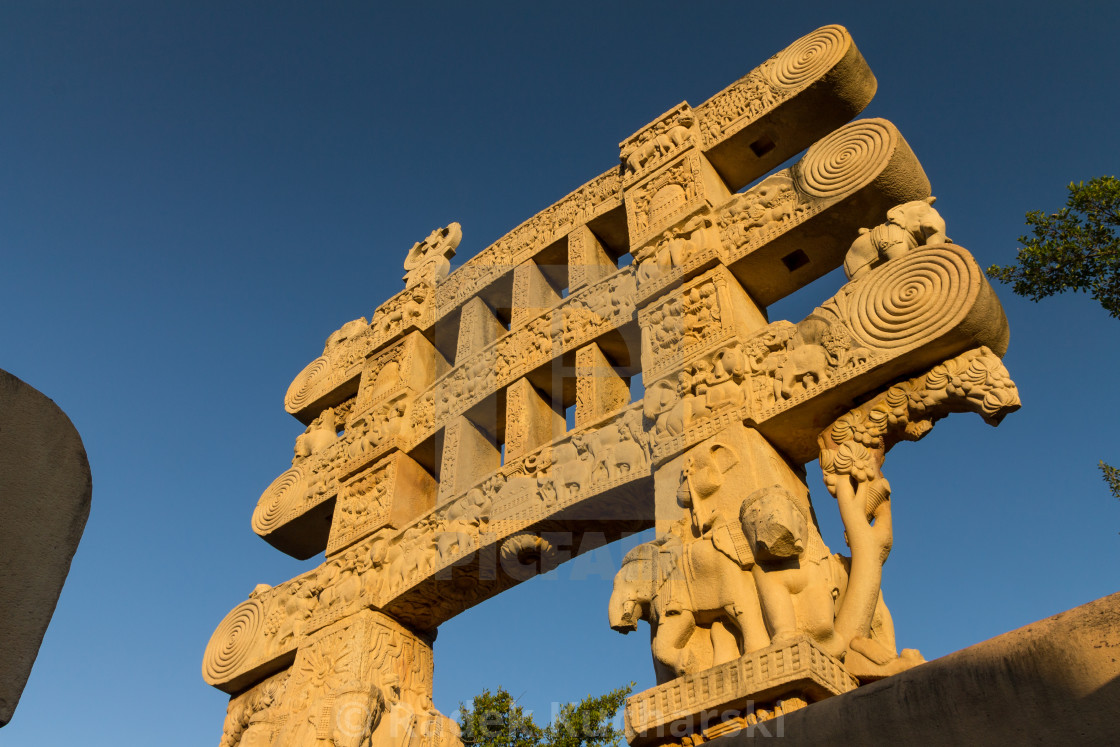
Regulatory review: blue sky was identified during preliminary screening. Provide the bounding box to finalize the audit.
[1,2,1118,745]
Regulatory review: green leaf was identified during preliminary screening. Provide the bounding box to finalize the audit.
[986,176,1120,318]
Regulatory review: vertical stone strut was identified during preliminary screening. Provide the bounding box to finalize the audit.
[205,24,1019,747]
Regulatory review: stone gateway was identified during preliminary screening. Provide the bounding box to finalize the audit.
[204,25,1029,747]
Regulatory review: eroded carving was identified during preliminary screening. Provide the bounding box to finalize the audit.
[404,223,462,288]
[621,103,699,182]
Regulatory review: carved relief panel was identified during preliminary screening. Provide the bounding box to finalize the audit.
[624,150,730,250]
[620,102,702,186]
[639,264,767,385]
[328,451,437,557]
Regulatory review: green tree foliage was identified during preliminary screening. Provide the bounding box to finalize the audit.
[986,176,1120,318]
[1101,461,1120,502]
[988,178,1119,510]
[458,685,632,747]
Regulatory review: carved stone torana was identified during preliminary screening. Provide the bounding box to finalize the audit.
[206,24,1020,747]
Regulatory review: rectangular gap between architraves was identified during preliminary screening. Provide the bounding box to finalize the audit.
[781,249,809,272]
[617,252,634,268]
[749,134,776,158]
[629,371,645,403]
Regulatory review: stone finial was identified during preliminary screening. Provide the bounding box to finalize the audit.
[402,222,462,288]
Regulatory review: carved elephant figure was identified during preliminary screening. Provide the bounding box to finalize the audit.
[652,122,692,159]
[644,379,680,433]
[775,344,831,398]
[623,140,659,175]
[548,439,591,502]
[774,319,838,398]
[608,533,770,681]
[886,196,949,246]
[584,423,646,482]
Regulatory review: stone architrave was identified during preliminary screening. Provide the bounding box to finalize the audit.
[202,25,1044,747]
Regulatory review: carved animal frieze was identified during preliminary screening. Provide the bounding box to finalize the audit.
[434,168,620,318]
[717,173,807,251]
[620,102,700,184]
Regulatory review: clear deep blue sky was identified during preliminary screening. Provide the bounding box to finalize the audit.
[1,2,1118,745]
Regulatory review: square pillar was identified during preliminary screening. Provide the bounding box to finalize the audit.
[568,225,616,293]
[505,377,565,461]
[510,259,561,330]
[574,342,629,428]
[437,415,500,503]
[456,296,506,364]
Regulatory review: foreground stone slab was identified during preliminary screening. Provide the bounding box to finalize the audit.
[707,592,1120,746]
[0,369,91,727]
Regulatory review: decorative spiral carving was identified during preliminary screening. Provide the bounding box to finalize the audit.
[769,25,847,89]
[499,533,559,580]
[252,467,305,535]
[202,599,263,684]
[846,248,971,350]
[285,356,331,413]
[797,120,893,198]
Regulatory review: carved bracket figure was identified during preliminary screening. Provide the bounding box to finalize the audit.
[817,346,1019,678]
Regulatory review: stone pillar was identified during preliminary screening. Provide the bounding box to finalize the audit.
[455,296,506,364]
[568,225,616,293]
[510,260,561,330]
[437,415,500,503]
[257,609,448,747]
[574,343,629,428]
[505,377,565,461]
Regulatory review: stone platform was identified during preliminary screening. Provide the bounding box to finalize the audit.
[625,639,857,746]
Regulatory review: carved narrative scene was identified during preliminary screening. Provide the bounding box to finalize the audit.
[204,24,1022,747]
